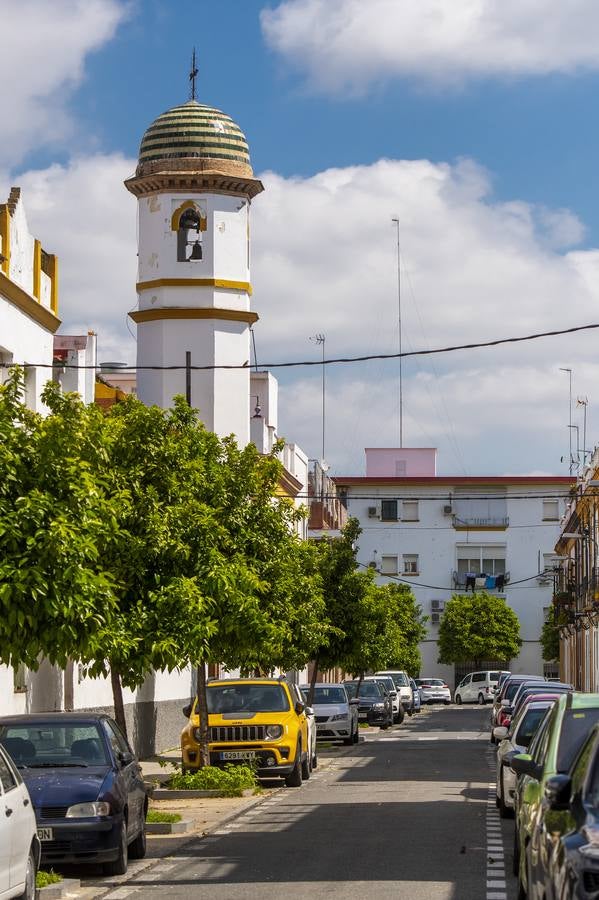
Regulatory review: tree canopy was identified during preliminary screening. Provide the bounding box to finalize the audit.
[437,592,522,666]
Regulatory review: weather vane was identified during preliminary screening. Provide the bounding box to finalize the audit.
[189,48,198,100]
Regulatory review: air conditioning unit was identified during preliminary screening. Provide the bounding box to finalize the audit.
[367,506,378,518]
[443,505,453,515]
[431,612,441,625]
[431,599,445,611]
[368,561,378,570]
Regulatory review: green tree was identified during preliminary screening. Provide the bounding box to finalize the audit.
[0,370,121,674]
[437,592,522,667]
[540,606,564,662]
[375,582,427,676]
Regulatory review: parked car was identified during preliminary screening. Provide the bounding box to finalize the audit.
[365,676,403,724]
[375,670,413,714]
[414,678,451,705]
[493,698,555,818]
[512,692,599,900]
[454,670,508,705]
[548,722,599,900]
[499,684,572,733]
[181,678,311,787]
[304,701,318,772]
[0,713,147,875]
[491,674,546,737]
[300,684,359,746]
[344,681,393,728]
[0,741,40,899]
[409,678,421,714]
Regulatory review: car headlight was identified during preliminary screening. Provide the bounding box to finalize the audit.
[66,801,111,818]
[330,714,348,722]
[265,725,283,740]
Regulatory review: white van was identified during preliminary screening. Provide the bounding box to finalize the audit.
[454,670,509,705]
[375,670,413,714]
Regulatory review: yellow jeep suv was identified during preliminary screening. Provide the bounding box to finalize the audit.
[181,678,310,787]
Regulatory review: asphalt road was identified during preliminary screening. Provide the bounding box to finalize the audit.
[109,706,517,900]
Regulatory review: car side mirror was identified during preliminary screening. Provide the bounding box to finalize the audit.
[544,774,572,811]
[510,752,541,780]
[295,701,305,715]
[501,699,510,707]
[305,706,314,717]
[493,726,508,741]
[182,703,192,718]
[119,750,134,766]
[349,698,360,705]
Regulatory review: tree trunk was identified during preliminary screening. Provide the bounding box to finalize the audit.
[307,654,320,706]
[110,667,127,738]
[357,671,364,692]
[196,662,210,767]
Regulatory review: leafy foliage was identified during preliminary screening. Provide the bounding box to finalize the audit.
[540,606,564,662]
[437,592,522,665]
[168,762,258,795]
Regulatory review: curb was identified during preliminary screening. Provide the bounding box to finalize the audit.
[151,787,254,800]
[37,878,80,899]
[145,819,193,834]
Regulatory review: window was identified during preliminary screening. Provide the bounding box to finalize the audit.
[471,673,486,683]
[381,499,398,521]
[177,207,204,262]
[0,751,17,793]
[542,499,559,521]
[456,545,506,578]
[402,500,419,521]
[403,554,419,574]
[381,555,398,575]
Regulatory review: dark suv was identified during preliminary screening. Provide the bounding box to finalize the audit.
[343,681,392,728]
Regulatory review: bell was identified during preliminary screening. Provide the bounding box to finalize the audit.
[188,240,203,260]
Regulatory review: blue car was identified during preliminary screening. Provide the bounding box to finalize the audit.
[0,713,147,875]
[409,678,422,713]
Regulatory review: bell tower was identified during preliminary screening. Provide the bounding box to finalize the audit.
[125,76,263,445]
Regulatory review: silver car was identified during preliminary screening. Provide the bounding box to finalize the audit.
[493,699,554,817]
[300,684,359,745]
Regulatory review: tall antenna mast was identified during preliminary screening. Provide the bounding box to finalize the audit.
[392,217,403,447]
[189,48,199,100]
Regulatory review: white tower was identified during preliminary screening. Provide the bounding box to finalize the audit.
[125,91,263,445]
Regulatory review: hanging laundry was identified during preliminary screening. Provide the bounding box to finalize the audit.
[475,577,487,589]
[465,574,476,592]
[486,575,496,589]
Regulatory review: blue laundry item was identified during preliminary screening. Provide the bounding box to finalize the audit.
[486,575,496,589]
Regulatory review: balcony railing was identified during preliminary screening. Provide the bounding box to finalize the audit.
[452,571,510,592]
[452,516,509,528]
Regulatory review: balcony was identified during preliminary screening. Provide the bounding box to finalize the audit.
[452,571,509,592]
[452,516,509,530]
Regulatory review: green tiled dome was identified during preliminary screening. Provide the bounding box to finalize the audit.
[138,100,252,175]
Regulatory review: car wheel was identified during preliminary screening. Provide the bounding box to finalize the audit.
[128,807,147,860]
[499,770,514,819]
[455,694,462,705]
[312,753,318,769]
[18,847,36,900]
[352,724,359,744]
[444,701,451,705]
[513,825,520,877]
[103,821,128,876]
[285,744,303,787]
[301,750,311,780]
[478,693,485,705]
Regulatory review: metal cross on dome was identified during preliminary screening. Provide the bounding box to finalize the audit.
[189,48,199,101]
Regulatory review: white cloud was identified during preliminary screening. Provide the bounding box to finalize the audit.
[0,0,127,165]
[11,152,599,476]
[261,0,599,92]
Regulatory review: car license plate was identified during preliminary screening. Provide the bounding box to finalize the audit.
[220,751,256,761]
[37,827,53,841]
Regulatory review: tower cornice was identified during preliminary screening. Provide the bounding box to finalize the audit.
[125,167,264,199]
[129,306,258,325]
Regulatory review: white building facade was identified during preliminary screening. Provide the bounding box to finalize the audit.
[335,448,573,688]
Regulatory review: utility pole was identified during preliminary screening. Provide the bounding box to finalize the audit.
[185,350,192,405]
[560,368,573,474]
[392,217,403,447]
[310,334,326,462]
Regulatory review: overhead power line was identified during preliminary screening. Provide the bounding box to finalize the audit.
[357,562,550,593]
[20,320,599,372]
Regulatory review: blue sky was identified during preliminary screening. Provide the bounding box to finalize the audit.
[5,0,599,476]
[24,0,599,240]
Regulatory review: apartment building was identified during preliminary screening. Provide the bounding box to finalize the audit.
[335,448,573,688]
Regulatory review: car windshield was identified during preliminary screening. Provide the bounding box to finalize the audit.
[385,673,409,687]
[517,707,552,747]
[0,723,108,767]
[557,708,599,772]
[206,683,290,714]
[311,687,347,705]
[345,682,382,699]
